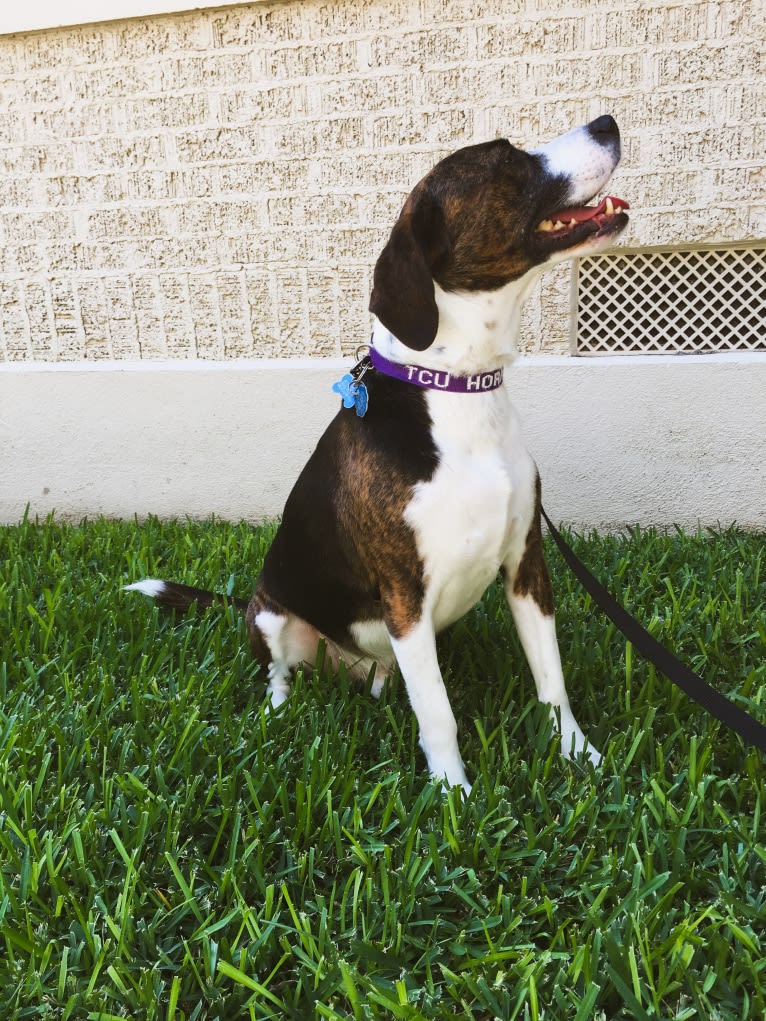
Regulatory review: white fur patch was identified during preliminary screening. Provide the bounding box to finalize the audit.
[404,382,537,634]
[372,273,540,373]
[123,579,167,597]
[532,123,619,207]
[349,619,395,667]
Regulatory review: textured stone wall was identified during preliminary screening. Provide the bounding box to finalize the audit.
[0,0,763,362]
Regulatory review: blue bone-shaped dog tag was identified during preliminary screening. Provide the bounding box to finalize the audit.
[332,373,368,417]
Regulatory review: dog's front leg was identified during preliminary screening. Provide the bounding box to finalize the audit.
[388,615,471,794]
[504,501,601,765]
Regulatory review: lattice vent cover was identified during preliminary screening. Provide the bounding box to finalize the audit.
[575,245,766,355]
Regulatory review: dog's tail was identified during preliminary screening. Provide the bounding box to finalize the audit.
[124,578,249,612]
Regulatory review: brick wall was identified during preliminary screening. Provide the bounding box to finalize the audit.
[0,0,763,362]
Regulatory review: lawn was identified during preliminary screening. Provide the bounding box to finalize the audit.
[0,516,764,1020]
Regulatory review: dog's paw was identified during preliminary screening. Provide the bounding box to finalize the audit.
[427,755,472,796]
[583,743,602,767]
[433,773,472,797]
[370,673,388,699]
[557,708,601,766]
[569,741,602,767]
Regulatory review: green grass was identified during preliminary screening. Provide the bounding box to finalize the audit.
[1,516,764,1020]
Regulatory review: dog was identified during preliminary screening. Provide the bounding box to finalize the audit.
[126,115,629,794]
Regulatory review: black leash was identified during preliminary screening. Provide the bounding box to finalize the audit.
[541,507,766,754]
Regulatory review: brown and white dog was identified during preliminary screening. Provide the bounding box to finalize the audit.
[127,115,629,794]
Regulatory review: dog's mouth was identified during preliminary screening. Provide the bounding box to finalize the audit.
[533,194,630,253]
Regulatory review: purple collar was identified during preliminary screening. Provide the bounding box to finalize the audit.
[369,347,504,393]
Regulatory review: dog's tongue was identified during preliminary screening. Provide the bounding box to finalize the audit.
[563,195,629,222]
[537,195,629,233]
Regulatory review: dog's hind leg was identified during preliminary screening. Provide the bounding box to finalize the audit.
[246,598,323,708]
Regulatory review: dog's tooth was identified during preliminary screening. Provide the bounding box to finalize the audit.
[537,219,554,232]
[553,220,565,230]
[568,218,577,227]
[605,197,614,215]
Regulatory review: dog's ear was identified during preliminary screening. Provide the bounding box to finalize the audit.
[369,192,449,351]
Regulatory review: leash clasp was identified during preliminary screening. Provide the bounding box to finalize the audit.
[352,345,372,384]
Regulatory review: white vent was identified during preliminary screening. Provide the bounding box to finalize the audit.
[574,245,766,355]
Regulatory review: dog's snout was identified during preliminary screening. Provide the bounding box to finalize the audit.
[586,115,620,147]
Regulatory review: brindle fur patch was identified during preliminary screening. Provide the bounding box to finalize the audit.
[512,474,555,616]
[253,372,438,649]
[333,395,431,640]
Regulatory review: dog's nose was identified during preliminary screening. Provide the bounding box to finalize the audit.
[586,114,620,145]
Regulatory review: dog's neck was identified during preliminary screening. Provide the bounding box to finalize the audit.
[371,269,544,375]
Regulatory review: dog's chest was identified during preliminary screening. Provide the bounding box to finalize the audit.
[405,390,534,630]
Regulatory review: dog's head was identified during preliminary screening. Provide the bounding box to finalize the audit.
[370,115,629,351]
